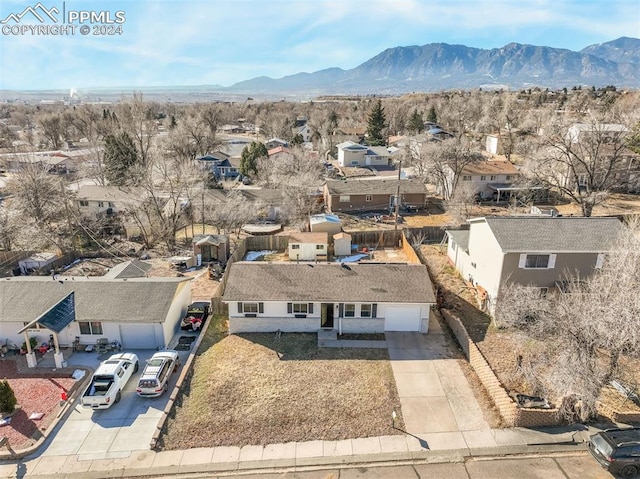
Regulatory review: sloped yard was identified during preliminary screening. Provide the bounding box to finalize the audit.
[159,323,403,449]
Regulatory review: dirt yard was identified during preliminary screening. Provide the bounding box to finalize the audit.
[159,319,403,449]
[0,360,76,450]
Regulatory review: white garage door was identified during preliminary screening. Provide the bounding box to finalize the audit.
[119,324,158,349]
[384,306,421,331]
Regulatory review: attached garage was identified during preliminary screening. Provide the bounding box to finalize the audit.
[119,324,159,349]
[384,305,422,331]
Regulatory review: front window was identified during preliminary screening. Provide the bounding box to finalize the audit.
[490,175,497,181]
[480,175,486,181]
[79,200,88,207]
[339,195,350,203]
[79,321,103,335]
[243,303,259,313]
[525,254,549,268]
[291,244,300,250]
[365,195,372,202]
[344,304,355,317]
[361,304,372,318]
[462,175,471,181]
[316,244,324,250]
[293,303,308,314]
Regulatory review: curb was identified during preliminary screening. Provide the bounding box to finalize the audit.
[0,366,93,461]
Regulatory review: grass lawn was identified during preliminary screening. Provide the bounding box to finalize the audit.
[159,317,403,449]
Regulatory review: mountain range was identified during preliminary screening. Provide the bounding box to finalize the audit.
[224,37,640,95]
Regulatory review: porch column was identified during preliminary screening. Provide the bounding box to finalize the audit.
[52,333,65,368]
[23,331,36,368]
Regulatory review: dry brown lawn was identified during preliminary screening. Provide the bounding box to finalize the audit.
[159,319,403,449]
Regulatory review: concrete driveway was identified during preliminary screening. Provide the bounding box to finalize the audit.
[386,315,495,450]
[31,347,190,461]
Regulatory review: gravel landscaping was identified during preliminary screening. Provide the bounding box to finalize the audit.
[0,360,76,449]
[159,319,403,449]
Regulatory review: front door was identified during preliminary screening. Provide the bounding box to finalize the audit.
[321,303,334,328]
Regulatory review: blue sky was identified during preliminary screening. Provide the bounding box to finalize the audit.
[0,0,639,90]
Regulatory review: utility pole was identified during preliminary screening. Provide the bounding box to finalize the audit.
[394,160,402,231]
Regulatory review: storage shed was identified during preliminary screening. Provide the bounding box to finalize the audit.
[333,232,352,256]
[309,214,342,235]
[18,252,59,275]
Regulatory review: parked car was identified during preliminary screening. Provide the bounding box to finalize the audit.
[180,301,211,331]
[588,427,640,477]
[136,350,180,397]
[81,353,139,409]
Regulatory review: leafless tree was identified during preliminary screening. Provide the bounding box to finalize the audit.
[522,116,630,216]
[496,222,640,421]
[38,114,66,149]
[115,92,159,167]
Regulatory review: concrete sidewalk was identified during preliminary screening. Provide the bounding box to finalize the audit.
[0,427,593,479]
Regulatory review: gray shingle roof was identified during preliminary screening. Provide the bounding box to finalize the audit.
[447,230,470,252]
[104,260,152,279]
[325,179,426,196]
[0,277,190,323]
[222,262,436,304]
[479,217,623,252]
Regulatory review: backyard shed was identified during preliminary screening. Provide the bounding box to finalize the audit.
[309,214,342,234]
[333,232,352,256]
[18,252,59,275]
[193,234,229,264]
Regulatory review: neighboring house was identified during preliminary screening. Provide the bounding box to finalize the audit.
[567,123,628,144]
[0,276,191,352]
[446,216,623,314]
[192,234,229,264]
[0,148,100,174]
[442,158,521,201]
[267,146,293,159]
[222,262,436,333]
[426,127,454,141]
[336,141,390,168]
[76,185,147,218]
[287,232,329,261]
[240,188,287,220]
[265,138,289,150]
[295,124,312,143]
[324,178,427,213]
[197,152,240,180]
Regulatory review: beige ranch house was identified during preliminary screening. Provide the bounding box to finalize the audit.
[223,262,436,334]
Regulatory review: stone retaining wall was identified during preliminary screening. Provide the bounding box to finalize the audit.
[441,309,561,428]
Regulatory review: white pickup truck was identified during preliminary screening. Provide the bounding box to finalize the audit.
[81,352,139,410]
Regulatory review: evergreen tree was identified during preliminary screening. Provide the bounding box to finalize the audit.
[240,141,267,177]
[407,109,424,134]
[103,132,139,186]
[427,105,438,124]
[0,380,16,414]
[291,133,304,146]
[366,99,387,146]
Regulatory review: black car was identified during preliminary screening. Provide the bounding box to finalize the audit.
[179,301,211,331]
[588,427,640,478]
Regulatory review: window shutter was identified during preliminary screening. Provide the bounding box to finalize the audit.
[338,303,343,318]
[287,303,292,314]
[595,253,604,269]
[258,303,264,314]
[372,304,377,318]
[518,254,526,268]
[237,302,243,314]
[308,303,314,314]
[548,254,556,269]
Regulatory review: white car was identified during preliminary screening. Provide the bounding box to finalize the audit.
[136,350,180,397]
[81,352,139,409]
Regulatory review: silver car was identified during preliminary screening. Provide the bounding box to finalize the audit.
[136,350,180,397]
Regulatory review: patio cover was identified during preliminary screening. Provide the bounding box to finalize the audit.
[18,292,76,334]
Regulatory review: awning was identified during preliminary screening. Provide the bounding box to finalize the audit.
[195,235,224,246]
[488,183,545,192]
[18,292,76,334]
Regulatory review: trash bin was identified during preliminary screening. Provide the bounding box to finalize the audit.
[61,360,67,368]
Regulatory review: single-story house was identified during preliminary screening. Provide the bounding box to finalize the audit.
[287,232,328,261]
[324,178,427,213]
[197,152,240,180]
[0,276,191,354]
[222,262,436,334]
[76,185,148,218]
[446,216,623,314]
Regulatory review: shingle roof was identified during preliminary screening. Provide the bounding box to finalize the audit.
[325,179,426,196]
[76,186,148,203]
[104,260,152,279]
[288,232,328,244]
[447,230,470,252]
[462,160,519,175]
[222,262,436,304]
[0,277,189,323]
[476,217,623,253]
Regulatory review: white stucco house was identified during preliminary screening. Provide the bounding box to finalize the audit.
[446,216,623,314]
[222,262,436,334]
[287,232,329,261]
[0,276,192,354]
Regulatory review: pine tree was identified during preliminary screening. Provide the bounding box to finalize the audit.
[427,105,438,124]
[103,132,139,186]
[366,99,387,146]
[407,109,424,134]
[240,141,267,177]
[0,380,16,414]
